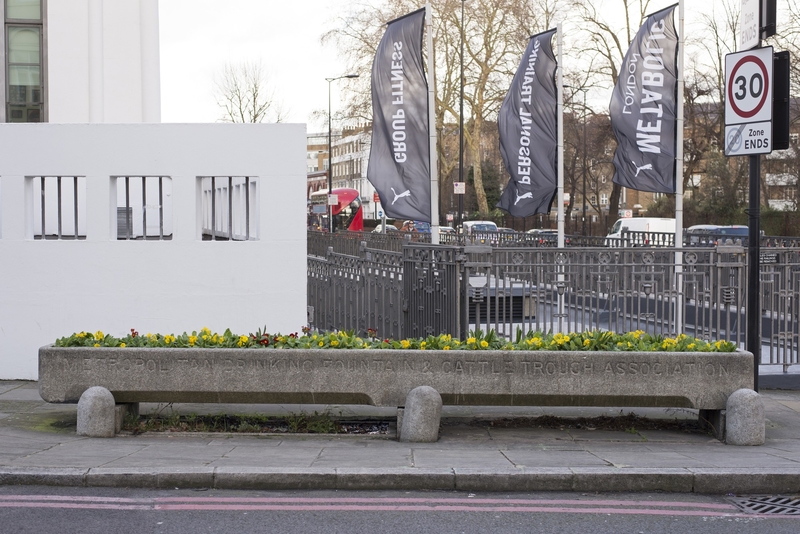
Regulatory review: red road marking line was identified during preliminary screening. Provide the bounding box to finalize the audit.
[0,502,151,510]
[154,496,737,510]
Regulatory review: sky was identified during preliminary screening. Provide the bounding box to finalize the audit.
[158,1,737,129]
[159,0,348,131]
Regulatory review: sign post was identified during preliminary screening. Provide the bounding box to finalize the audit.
[727,0,778,391]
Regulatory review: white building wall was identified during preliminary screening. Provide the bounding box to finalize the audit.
[0,123,307,379]
[47,0,160,123]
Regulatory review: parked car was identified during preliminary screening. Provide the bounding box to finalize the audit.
[439,226,456,234]
[372,223,399,233]
[526,229,569,246]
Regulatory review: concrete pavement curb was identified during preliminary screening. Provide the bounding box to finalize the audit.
[3,467,800,494]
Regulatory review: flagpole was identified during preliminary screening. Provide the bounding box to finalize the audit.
[556,23,564,249]
[674,0,684,336]
[556,22,566,333]
[426,2,440,244]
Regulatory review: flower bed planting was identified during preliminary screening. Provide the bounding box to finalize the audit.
[54,327,737,353]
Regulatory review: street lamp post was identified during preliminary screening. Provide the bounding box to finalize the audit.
[327,73,359,233]
[457,0,465,231]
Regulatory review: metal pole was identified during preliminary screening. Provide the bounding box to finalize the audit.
[325,73,359,233]
[748,154,761,392]
[581,90,587,236]
[675,0,685,337]
[457,0,465,231]
[426,2,440,244]
[327,79,334,233]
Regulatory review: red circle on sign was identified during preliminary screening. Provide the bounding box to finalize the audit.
[727,55,770,119]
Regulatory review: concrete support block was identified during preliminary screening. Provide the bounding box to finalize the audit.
[77,386,117,438]
[699,409,726,441]
[726,388,765,446]
[114,402,139,433]
[399,386,442,443]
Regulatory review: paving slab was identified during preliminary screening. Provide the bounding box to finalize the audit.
[1,380,800,493]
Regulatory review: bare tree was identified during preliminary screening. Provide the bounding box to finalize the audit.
[323,0,561,219]
[214,60,286,123]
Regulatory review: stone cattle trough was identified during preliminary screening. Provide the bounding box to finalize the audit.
[38,347,761,444]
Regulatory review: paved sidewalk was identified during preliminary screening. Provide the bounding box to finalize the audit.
[2,379,800,494]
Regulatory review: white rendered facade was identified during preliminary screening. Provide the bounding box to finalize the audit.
[1,0,161,123]
[0,123,308,379]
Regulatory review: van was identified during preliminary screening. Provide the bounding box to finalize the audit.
[606,217,676,246]
[461,220,498,244]
[685,224,750,247]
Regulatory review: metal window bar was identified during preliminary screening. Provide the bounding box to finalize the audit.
[39,176,45,239]
[37,176,82,240]
[203,176,254,241]
[56,176,61,239]
[211,176,216,240]
[125,176,131,239]
[159,176,164,240]
[118,176,168,240]
[228,176,233,240]
[73,177,78,239]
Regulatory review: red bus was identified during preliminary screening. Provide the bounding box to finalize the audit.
[308,188,363,232]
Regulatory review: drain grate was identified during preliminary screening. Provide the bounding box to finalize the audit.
[730,495,800,515]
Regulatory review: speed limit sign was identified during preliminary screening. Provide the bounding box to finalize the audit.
[724,47,773,156]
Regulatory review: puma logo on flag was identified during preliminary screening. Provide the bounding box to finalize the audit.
[514,191,533,205]
[390,187,411,205]
[632,160,653,177]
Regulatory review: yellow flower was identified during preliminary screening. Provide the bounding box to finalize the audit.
[467,337,476,345]
[164,334,176,345]
[120,343,126,348]
[331,340,339,347]
[688,343,696,350]
[632,330,644,339]
[218,336,225,344]
[318,341,324,347]
[202,334,209,341]
[212,334,218,343]
[200,327,211,335]
[583,339,590,347]
[189,336,197,346]
[443,345,451,350]
[480,340,488,348]
[77,332,86,338]
[93,343,100,347]
[94,331,104,340]
[420,341,427,349]
[400,339,411,349]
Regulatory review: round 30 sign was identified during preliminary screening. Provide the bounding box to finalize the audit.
[725,47,773,126]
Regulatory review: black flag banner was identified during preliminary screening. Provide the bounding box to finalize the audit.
[367,8,431,222]
[610,4,679,194]
[497,29,558,217]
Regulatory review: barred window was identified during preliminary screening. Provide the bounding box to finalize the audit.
[32,176,86,240]
[200,176,258,241]
[115,176,173,240]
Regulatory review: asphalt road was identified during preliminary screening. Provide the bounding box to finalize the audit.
[1,487,797,534]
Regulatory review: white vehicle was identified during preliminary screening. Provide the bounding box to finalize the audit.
[606,217,676,246]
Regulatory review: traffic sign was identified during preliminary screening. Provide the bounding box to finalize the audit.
[725,47,773,156]
[739,0,760,50]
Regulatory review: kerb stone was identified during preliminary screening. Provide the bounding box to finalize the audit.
[725,388,765,446]
[77,386,116,438]
[399,386,442,443]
